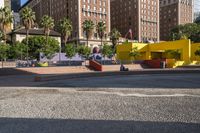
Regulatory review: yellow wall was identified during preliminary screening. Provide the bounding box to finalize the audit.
[148,39,191,62]
[117,39,200,64]
[116,42,148,61]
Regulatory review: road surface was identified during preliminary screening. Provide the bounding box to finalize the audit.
[0,73,200,133]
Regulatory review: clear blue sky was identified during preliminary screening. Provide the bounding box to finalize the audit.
[21,0,27,5]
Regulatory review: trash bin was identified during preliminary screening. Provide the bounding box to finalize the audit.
[160,61,166,69]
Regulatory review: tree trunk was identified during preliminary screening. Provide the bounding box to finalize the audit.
[87,37,89,47]
[46,30,50,46]
[69,58,71,66]
[2,25,6,42]
[64,36,67,46]
[20,47,22,60]
[26,29,29,61]
[101,37,103,46]
[46,35,48,46]
[1,59,2,68]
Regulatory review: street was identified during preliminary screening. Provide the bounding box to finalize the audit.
[0,73,200,132]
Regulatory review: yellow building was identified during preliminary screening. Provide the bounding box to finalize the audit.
[116,39,200,67]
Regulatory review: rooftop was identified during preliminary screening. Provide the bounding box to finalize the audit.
[10,28,61,37]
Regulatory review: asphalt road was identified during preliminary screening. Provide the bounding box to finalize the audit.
[0,73,200,133]
[0,73,200,88]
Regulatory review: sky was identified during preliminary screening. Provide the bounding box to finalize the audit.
[21,0,27,5]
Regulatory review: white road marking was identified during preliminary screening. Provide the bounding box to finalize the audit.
[96,92,200,98]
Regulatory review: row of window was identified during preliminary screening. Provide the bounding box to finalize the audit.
[83,0,106,7]
[82,5,106,14]
[82,10,107,19]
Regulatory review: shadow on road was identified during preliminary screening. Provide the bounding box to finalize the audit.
[0,68,200,89]
[0,68,34,76]
[0,118,199,133]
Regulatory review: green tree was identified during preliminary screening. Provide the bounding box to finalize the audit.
[169,25,184,40]
[96,21,106,46]
[0,43,10,68]
[170,23,200,42]
[10,42,28,60]
[82,20,95,47]
[40,15,54,46]
[64,43,76,65]
[129,46,141,63]
[102,44,113,63]
[110,28,121,48]
[0,7,13,41]
[20,7,35,59]
[195,16,200,24]
[22,36,59,60]
[58,18,73,47]
[77,45,91,65]
[42,37,60,59]
[195,47,200,59]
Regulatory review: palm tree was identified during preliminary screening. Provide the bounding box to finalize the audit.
[96,21,106,46]
[0,8,4,34]
[110,28,121,48]
[0,30,3,42]
[40,15,54,46]
[58,18,73,47]
[0,7,13,42]
[82,20,94,47]
[20,7,35,60]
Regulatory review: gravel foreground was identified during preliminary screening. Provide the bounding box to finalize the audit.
[0,87,200,133]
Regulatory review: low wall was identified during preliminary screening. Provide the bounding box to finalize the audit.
[0,61,16,68]
[89,60,102,71]
[144,59,165,68]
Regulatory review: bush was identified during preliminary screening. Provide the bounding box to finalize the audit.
[77,45,91,59]
[65,43,76,65]
[0,43,10,68]
[9,42,28,60]
[0,43,10,60]
[102,44,113,59]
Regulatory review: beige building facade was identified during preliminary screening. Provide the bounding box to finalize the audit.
[9,28,61,45]
[160,0,193,41]
[21,0,111,48]
[111,0,160,43]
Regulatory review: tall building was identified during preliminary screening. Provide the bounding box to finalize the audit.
[160,0,193,41]
[1,0,21,11]
[20,0,111,48]
[194,0,200,21]
[10,0,21,29]
[111,0,160,43]
[4,0,11,9]
[11,0,21,12]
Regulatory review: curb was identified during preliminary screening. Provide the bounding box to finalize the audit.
[34,68,200,82]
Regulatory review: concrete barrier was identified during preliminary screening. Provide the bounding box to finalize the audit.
[89,60,102,71]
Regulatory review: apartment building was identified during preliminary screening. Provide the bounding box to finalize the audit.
[11,0,21,12]
[111,0,160,43]
[4,0,11,9]
[20,0,111,48]
[160,0,193,41]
